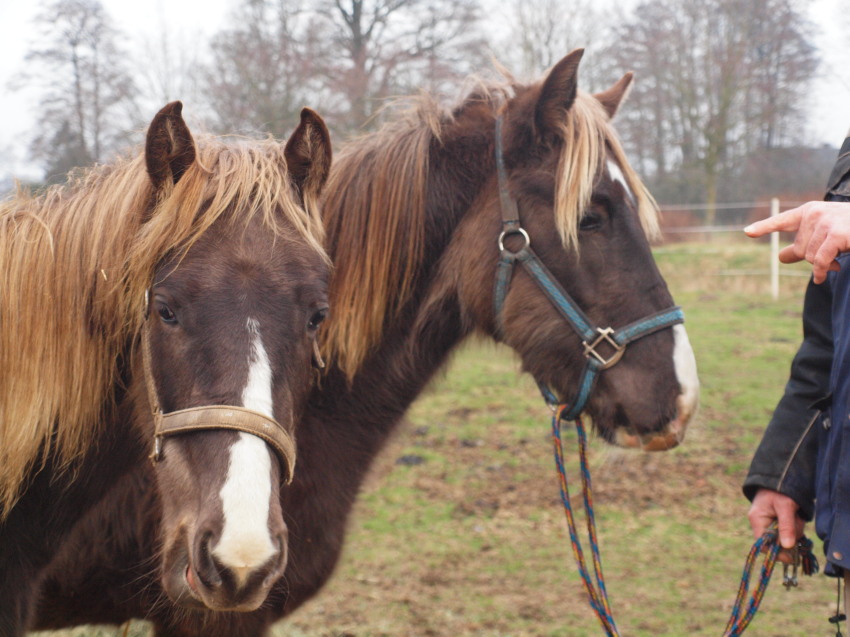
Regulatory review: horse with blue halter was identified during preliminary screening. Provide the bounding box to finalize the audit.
[34,50,699,635]
[0,102,332,635]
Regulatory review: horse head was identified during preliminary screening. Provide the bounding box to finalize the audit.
[138,103,331,611]
[453,50,698,448]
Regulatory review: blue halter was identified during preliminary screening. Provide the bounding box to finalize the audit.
[492,114,684,420]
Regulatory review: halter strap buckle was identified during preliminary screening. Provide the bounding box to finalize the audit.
[583,327,626,370]
[150,431,163,463]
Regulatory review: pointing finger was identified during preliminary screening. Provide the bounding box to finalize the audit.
[744,207,804,237]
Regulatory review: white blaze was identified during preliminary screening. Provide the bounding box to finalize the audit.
[607,159,636,204]
[672,324,699,415]
[214,318,276,585]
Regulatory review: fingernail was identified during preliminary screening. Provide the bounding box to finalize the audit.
[743,225,753,233]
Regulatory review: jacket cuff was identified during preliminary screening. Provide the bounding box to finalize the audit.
[742,474,814,522]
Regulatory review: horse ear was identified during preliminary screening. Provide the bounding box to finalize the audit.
[535,48,585,136]
[145,101,196,190]
[284,108,332,203]
[593,72,634,119]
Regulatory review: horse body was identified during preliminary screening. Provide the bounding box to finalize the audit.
[1,103,331,635]
[35,51,698,636]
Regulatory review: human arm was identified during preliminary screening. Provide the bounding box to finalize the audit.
[742,277,832,547]
[742,134,849,548]
[744,135,850,283]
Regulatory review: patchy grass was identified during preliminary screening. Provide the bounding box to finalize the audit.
[34,242,838,637]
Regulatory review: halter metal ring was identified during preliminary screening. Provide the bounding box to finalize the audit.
[582,327,626,369]
[498,227,530,254]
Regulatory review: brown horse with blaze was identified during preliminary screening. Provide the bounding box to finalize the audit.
[0,102,331,635]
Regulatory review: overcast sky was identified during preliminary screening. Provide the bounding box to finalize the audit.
[1,0,848,184]
[0,0,233,181]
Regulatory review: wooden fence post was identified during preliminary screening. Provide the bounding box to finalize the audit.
[770,197,779,300]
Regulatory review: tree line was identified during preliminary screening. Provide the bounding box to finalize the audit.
[11,0,822,212]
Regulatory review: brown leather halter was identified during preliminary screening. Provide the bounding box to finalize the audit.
[141,292,296,484]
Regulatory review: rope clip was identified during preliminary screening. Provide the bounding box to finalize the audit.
[782,560,799,589]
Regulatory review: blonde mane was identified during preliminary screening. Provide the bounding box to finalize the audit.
[554,92,660,251]
[0,137,325,515]
[320,98,442,382]
[321,82,659,382]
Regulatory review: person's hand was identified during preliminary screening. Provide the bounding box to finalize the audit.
[744,201,850,284]
[748,488,806,564]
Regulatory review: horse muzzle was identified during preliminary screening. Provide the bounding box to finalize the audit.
[613,390,696,452]
[165,528,288,612]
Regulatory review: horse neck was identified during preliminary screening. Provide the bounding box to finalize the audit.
[311,112,497,445]
[280,118,497,609]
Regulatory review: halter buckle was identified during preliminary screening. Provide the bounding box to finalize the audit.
[149,434,163,464]
[583,327,625,370]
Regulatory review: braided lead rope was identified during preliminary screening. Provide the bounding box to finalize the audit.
[723,524,818,636]
[552,403,820,637]
[575,415,616,622]
[722,530,781,636]
[552,407,620,636]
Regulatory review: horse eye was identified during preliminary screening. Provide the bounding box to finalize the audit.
[307,308,328,331]
[157,303,177,324]
[579,211,603,231]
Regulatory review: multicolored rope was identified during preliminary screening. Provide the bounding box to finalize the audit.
[723,524,818,636]
[551,403,820,637]
[722,527,782,636]
[551,406,620,636]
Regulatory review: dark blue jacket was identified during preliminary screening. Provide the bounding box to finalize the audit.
[745,133,850,574]
[816,253,850,574]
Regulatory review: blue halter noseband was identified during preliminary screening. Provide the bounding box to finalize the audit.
[492,114,684,420]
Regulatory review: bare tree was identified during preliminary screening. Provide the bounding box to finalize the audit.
[316,0,485,131]
[202,0,322,138]
[136,11,207,112]
[15,0,139,182]
[201,0,484,137]
[604,0,817,215]
[498,0,608,87]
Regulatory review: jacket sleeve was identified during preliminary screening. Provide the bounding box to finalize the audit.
[742,277,832,521]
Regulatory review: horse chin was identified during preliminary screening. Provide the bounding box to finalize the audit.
[612,428,682,452]
[605,392,696,452]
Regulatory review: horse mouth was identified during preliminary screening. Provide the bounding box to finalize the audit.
[185,564,201,597]
[166,547,280,612]
[612,392,695,452]
[161,557,206,609]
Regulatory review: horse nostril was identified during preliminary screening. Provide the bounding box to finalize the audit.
[195,531,223,589]
[262,534,288,588]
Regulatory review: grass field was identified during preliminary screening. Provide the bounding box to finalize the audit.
[33,239,838,636]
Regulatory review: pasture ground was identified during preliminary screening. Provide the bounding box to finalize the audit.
[34,240,837,636]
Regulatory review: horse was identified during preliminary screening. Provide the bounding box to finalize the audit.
[34,49,699,636]
[0,101,332,635]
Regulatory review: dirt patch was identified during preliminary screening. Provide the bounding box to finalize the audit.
[281,413,783,637]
